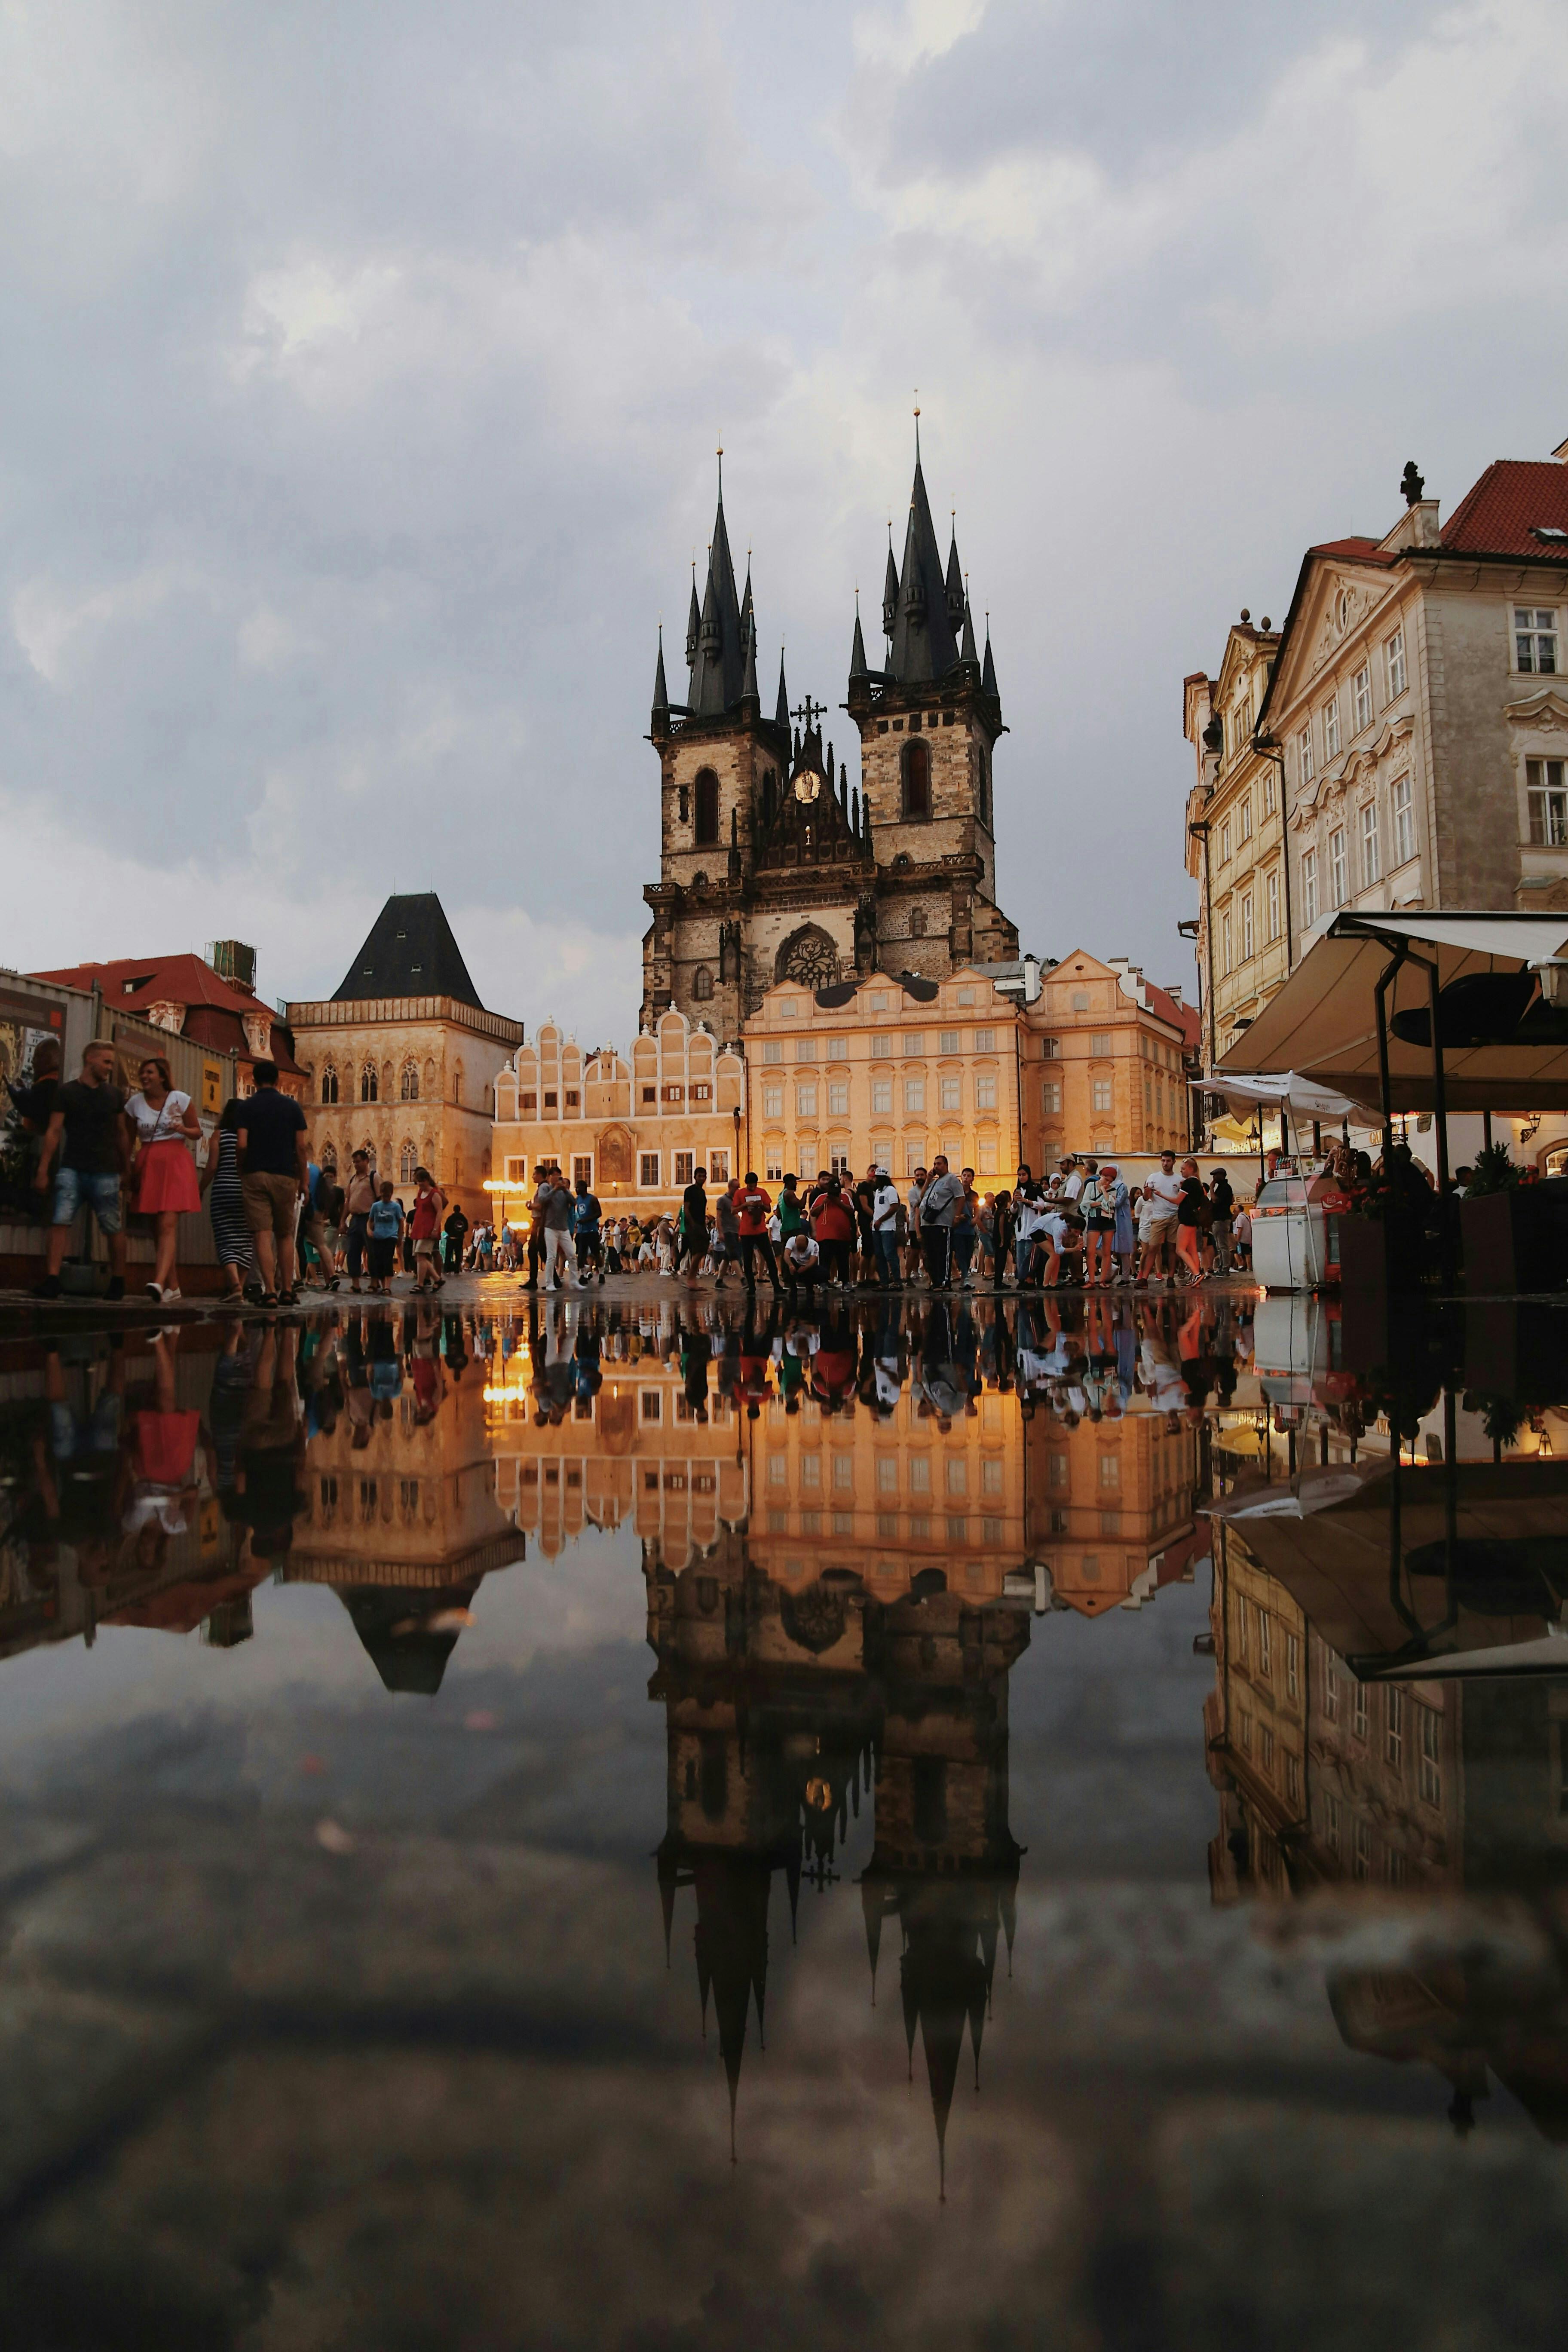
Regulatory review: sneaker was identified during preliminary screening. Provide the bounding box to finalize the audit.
[105,1277,126,1302]
[31,1274,62,1299]
[163,1286,183,1304]
[146,1282,164,1302]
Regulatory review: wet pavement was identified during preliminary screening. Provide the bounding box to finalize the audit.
[1,1279,1568,2347]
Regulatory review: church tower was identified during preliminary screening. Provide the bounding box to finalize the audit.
[845,426,1017,974]
[642,437,1017,1031]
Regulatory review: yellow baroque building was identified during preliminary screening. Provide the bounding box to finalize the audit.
[1023,948,1200,1166]
[490,1008,746,1222]
[742,964,1024,1185]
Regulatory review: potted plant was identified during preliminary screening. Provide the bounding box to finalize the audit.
[1462,1143,1568,1292]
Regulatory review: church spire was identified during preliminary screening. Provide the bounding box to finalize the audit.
[850,596,869,684]
[881,542,899,639]
[652,625,670,727]
[775,648,790,732]
[740,616,759,709]
[688,451,748,717]
[685,570,700,671]
[945,521,965,628]
[982,620,998,703]
[886,434,960,683]
[960,594,978,668]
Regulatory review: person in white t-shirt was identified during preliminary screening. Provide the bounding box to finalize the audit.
[1139,1152,1185,1286]
[1057,1156,1084,1203]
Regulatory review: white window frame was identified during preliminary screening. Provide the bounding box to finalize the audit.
[638,1151,661,1190]
[1387,628,1406,697]
[1298,724,1314,786]
[707,1147,729,1185]
[1360,798,1381,887]
[871,1076,893,1115]
[1353,664,1372,732]
[827,1078,850,1118]
[1323,695,1341,761]
[1527,756,1568,846]
[939,1075,962,1112]
[1515,606,1559,675]
[1221,909,1232,974]
[1266,867,1280,942]
[1301,848,1319,927]
[672,1151,695,1186]
[571,1153,594,1189]
[763,1039,782,1064]
[796,1081,818,1119]
[1241,894,1254,960]
[1392,774,1415,866]
[975,1074,997,1110]
[904,1077,925,1114]
[1091,1076,1113,1114]
[1329,826,1348,907]
[762,1084,784,1119]
[1041,1078,1062,1115]
[1238,794,1253,843]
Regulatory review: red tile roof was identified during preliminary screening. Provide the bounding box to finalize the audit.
[30,953,303,1076]
[1146,982,1201,1050]
[1440,459,1568,556]
[1311,536,1397,565]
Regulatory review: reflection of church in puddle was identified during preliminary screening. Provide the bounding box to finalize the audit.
[290,1331,525,1691]
[647,1519,1028,2189]
[1206,1485,1568,2139]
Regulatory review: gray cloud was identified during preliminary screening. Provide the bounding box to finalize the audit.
[3,0,1567,1038]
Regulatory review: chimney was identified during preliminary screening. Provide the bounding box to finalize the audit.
[209,940,257,992]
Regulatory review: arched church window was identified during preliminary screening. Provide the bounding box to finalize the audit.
[320,1061,339,1106]
[360,1063,378,1104]
[400,1060,420,1101]
[775,925,839,989]
[694,768,720,845]
[320,1142,337,1174]
[400,1140,416,1185]
[692,966,714,1001]
[903,740,931,820]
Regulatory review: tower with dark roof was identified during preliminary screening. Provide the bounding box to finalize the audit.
[642,436,1018,1028]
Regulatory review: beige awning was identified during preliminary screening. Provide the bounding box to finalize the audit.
[1215,911,1568,1113]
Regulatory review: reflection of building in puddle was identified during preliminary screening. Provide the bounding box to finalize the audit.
[1206,1502,1568,2137]
[646,1522,1029,2184]
[1024,1406,1201,1616]
[290,1337,524,1692]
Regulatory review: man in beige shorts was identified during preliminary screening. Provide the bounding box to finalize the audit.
[236,1061,309,1307]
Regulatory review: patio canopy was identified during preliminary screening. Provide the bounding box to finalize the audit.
[1214,912,1568,1114]
[1207,1068,1380,1126]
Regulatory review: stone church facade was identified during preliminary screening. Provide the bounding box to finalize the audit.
[640,442,1019,1034]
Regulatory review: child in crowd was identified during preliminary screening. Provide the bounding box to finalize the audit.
[1231,1198,1254,1272]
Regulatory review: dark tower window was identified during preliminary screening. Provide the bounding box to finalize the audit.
[694,768,720,845]
[979,746,992,828]
[902,739,931,820]
[692,965,714,1001]
[913,1753,948,1844]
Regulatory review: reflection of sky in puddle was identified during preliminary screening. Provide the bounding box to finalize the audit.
[3,1295,1568,2337]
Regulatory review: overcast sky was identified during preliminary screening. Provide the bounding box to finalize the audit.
[3,0,1567,1043]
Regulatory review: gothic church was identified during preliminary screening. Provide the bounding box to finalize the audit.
[641,439,1019,1032]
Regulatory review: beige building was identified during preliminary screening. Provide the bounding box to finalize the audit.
[288,893,523,1222]
[1182,617,1291,1070]
[1023,949,1199,1165]
[743,965,1023,1184]
[1253,445,1568,1170]
[1024,1401,1200,1620]
[491,1009,745,1221]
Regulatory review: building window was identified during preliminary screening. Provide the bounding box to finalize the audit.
[796,1082,818,1118]
[1042,1080,1062,1115]
[694,767,720,844]
[399,1141,416,1184]
[976,1075,996,1109]
[1515,606,1559,674]
[1392,774,1415,864]
[573,1155,593,1188]
[1257,1609,1271,1675]
[1360,799,1380,886]
[521,1091,537,1113]
[902,738,931,819]
[320,1062,339,1106]
[827,1035,848,1060]
[909,909,928,939]
[1071,991,1090,1012]
[872,1033,891,1059]
[1091,1078,1112,1113]
[1419,1705,1442,1807]
[360,1063,378,1104]
[763,1039,782,1064]
[1298,725,1314,786]
[1323,695,1340,760]
[828,1080,850,1117]
[708,1148,729,1184]
[673,1152,694,1185]
[939,1028,959,1053]
[689,1083,710,1103]
[904,1078,925,1113]
[763,1084,783,1119]
[1384,1683,1405,1767]
[1353,664,1372,732]
[1352,1819,1372,1882]
[904,1140,922,1173]
[1387,628,1406,696]
[765,1145,783,1180]
[1241,895,1254,959]
[940,1076,961,1112]
[1219,819,1231,864]
[902,1031,924,1054]
[1324,1661,1339,1722]
[872,1077,892,1114]
[1353,1679,1368,1740]
[1262,766,1276,815]
[1528,757,1568,844]
[1221,910,1232,974]
[692,966,714,1001]
[1039,1035,1060,1059]
[1238,795,1253,842]
[398,1061,418,1101]
[1329,828,1348,907]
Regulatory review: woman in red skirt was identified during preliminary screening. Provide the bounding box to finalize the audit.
[126,1054,202,1303]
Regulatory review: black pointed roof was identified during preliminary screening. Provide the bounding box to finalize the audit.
[982,628,998,700]
[888,455,962,684]
[850,607,870,680]
[334,892,484,1009]
[652,628,670,720]
[688,472,749,718]
[775,650,790,731]
[944,531,965,627]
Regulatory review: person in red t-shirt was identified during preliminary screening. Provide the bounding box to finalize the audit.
[810,1178,856,1287]
[734,1170,780,1292]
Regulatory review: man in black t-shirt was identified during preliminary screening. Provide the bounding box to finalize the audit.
[33,1041,131,1299]
[675,1169,707,1279]
[236,1061,309,1303]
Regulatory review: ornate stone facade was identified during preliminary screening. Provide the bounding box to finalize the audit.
[641,444,1018,1032]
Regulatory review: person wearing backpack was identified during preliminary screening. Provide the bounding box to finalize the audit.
[298,1156,342,1291]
